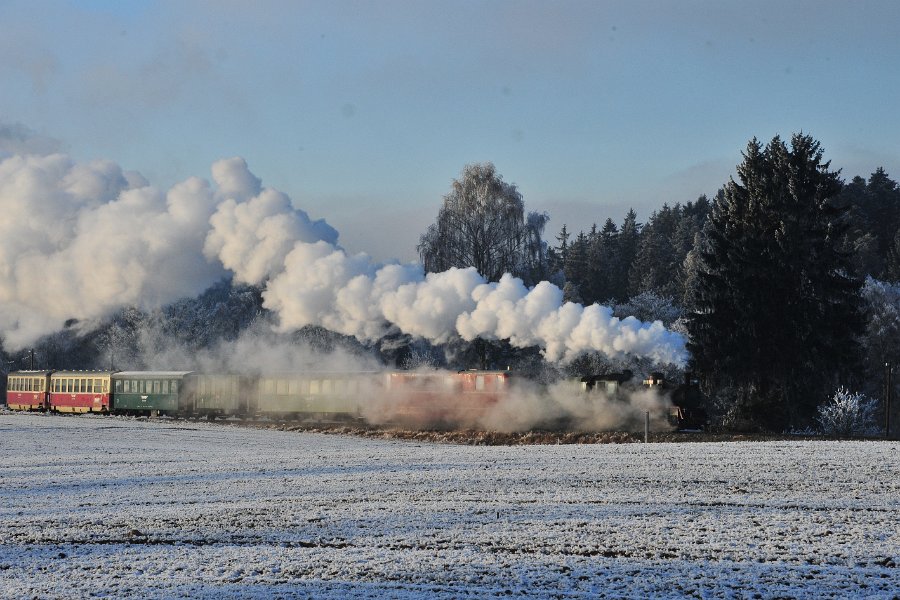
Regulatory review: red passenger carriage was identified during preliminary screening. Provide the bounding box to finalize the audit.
[5,371,52,411]
[49,371,114,414]
[383,370,512,428]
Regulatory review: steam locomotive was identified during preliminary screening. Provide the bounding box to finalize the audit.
[4,368,705,430]
[580,370,707,430]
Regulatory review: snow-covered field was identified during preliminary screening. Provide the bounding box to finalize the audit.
[1,412,898,599]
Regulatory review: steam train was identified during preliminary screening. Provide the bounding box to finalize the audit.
[4,368,705,430]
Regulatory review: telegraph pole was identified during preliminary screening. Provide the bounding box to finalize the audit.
[886,362,893,440]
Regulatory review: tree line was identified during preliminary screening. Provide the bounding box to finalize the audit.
[419,134,900,433]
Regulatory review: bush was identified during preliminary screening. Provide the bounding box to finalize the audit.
[816,387,880,437]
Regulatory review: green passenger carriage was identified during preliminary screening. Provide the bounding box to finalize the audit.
[111,371,194,415]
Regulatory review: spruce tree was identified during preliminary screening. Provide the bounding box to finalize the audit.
[616,209,641,300]
[687,134,863,430]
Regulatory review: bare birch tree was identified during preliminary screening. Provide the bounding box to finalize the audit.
[418,162,547,284]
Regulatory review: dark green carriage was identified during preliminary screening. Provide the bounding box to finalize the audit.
[112,371,194,415]
[256,373,372,420]
[193,374,253,418]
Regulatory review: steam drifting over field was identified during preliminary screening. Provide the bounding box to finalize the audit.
[0,151,686,366]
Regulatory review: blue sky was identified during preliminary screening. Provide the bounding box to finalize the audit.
[2,0,898,261]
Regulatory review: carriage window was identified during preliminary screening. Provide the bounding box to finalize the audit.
[103,380,108,393]
[276,379,288,395]
[161,380,169,394]
[322,380,332,394]
[310,380,320,395]
[262,379,274,393]
[92,379,99,393]
[288,379,301,395]
[115,380,122,393]
[475,376,485,391]
[171,380,178,394]
[152,380,160,394]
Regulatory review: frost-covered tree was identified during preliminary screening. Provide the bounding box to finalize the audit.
[817,387,879,437]
[687,134,863,430]
[609,291,682,328]
[418,162,547,285]
[860,277,900,369]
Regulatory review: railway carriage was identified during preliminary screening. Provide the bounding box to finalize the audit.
[193,373,253,418]
[6,370,52,411]
[112,371,194,416]
[256,372,374,420]
[49,371,114,413]
[383,370,512,428]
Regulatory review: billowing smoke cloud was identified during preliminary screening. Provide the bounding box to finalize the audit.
[0,153,223,348]
[0,149,686,366]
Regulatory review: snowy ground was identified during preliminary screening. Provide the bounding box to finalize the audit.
[1,412,898,599]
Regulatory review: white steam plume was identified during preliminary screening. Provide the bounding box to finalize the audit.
[0,153,223,348]
[0,150,686,366]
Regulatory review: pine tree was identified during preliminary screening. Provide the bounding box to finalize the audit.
[615,209,641,301]
[687,134,863,430]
